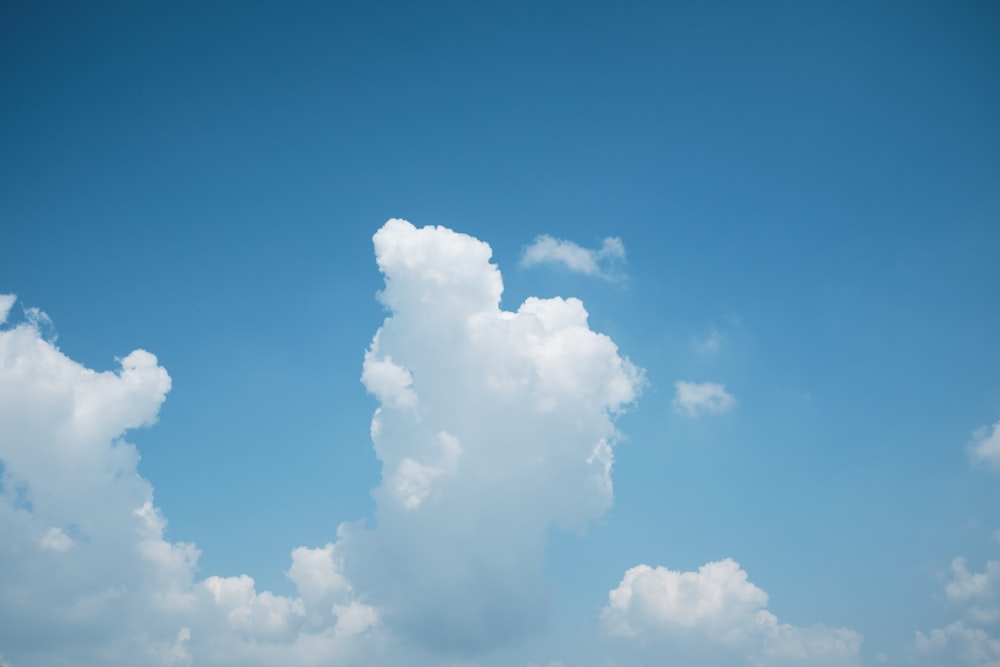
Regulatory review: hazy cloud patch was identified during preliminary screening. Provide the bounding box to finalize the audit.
[673,381,736,417]
[692,327,726,358]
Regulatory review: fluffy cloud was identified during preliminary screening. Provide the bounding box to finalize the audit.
[0,219,645,665]
[520,234,626,280]
[911,557,1000,667]
[0,295,378,667]
[348,219,643,653]
[673,380,737,417]
[910,424,1000,666]
[913,622,1000,666]
[969,421,1000,471]
[947,557,1000,622]
[912,554,1000,666]
[601,559,862,667]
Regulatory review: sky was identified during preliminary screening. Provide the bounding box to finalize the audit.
[1,1,999,666]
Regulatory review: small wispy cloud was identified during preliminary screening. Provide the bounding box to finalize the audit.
[520,235,626,280]
[692,327,726,358]
[672,381,736,417]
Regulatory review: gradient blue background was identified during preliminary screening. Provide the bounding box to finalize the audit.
[2,2,998,663]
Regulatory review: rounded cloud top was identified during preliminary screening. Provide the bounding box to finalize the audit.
[355,219,644,651]
[373,218,503,318]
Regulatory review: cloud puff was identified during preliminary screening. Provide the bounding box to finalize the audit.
[969,421,1000,471]
[913,622,1000,666]
[0,295,378,667]
[520,234,626,280]
[911,553,1000,666]
[350,220,643,653]
[947,557,1000,621]
[601,559,862,667]
[673,380,737,417]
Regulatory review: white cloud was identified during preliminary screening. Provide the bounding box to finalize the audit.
[969,421,1000,471]
[947,558,1000,611]
[286,542,351,606]
[0,294,15,324]
[39,526,74,552]
[673,380,736,417]
[0,299,378,667]
[911,553,1000,666]
[390,430,463,510]
[911,426,1000,664]
[348,219,644,653]
[362,333,419,410]
[601,559,862,667]
[149,626,191,666]
[520,234,626,280]
[0,220,645,665]
[913,622,1000,666]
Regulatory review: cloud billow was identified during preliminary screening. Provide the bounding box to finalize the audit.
[348,219,643,653]
[909,427,1000,666]
[0,297,377,667]
[601,559,862,667]
[0,218,645,664]
[0,222,864,667]
[911,554,1000,666]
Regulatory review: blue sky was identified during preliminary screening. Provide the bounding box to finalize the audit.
[1,2,999,666]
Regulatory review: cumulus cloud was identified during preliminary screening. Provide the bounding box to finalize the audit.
[601,559,862,667]
[909,423,1000,666]
[0,295,378,667]
[969,421,1000,471]
[673,380,736,417]
[520,234,626,280]
[911,553,1000,666]
[0,219,645,665]
[947,557,1000,617]
[910,426,1000,664]
[913,622,1000,666]
[349,219,643,653]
